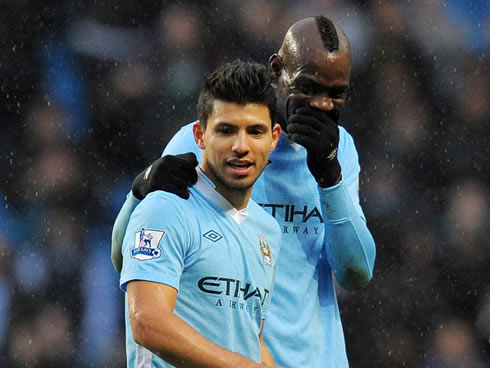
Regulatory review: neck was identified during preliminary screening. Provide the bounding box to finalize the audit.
[199,165,251,210]
[216,186,251,211]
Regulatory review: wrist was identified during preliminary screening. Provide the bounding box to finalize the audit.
[318,180,350,222]
[131,170,148,200]
[314,159,342,188]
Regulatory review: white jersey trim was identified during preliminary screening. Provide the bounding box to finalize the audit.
[195,167,249,224]
[135,343,152,367]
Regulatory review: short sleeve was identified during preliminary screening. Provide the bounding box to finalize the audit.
[120,191,193,292]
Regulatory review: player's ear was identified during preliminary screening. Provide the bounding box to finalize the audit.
[270,123,281,152]
[193,121,205,149]
[269,54,283,78]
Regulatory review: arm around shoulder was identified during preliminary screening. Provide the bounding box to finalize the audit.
[111,192,141,272]
[112,122,200,273]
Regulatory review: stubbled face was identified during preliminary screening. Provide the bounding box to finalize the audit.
[194,100,280,202]
[272,43,352,130]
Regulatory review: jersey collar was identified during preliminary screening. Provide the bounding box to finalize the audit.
[280,130,302,151]
[195,167,249,224]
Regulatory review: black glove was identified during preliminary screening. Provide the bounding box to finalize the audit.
[131,153,198,200]
[287,101,341,187]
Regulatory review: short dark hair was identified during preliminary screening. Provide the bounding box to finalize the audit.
[197,60,276,127]
[315,15,339,52]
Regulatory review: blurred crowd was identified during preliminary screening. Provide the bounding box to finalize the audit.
[0,0,488,367]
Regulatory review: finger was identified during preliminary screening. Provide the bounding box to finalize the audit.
[288,124,338,151]
[295,106,337,126]
[158,173,193,189]
[169,180,191,199]
[286,97,309,116]
[155,157,197,184]
[170,165,197,185]
[187,167,198,184]
[287,123,319,138]
[288,114,324,131]
[175,156,199,175]
[157,182,190,199]
[178,152,198,167]
[172,187,190,200]
[289,114,339,141]
[288,133,315,149]
[168,186,191,200]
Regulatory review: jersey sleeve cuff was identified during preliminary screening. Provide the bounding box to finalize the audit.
[120,273,180,293]
[318,180,350,223]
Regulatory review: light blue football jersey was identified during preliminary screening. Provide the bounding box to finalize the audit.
[160,123,376,367]
[120,168,281,367]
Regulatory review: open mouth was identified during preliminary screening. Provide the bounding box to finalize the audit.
[228,161,252,168]
[227,160,254,174]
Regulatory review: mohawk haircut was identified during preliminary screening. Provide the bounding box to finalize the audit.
[197,60,276,127]
[315,15,339,52]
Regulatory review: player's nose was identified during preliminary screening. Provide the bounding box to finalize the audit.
[232,130,250,153]
[309,95,334,111]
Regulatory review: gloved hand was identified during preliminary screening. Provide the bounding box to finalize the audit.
[132,153,198,200]
[287,101,342,187]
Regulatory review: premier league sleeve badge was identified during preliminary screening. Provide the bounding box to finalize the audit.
[131,228,165,260]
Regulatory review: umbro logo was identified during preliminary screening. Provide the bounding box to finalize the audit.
[203,230,223,242]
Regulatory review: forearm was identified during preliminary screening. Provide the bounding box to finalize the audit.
[111,192,140,272]
[131,309,263,368]
[259,335,275,366]
[320,180,376,290]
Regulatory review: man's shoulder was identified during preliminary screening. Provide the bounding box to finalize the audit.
[249,199,274,217]
[126,191,197,241]
[248,200,281,237]
[137,191,192,217]
[143,190,186,204]
[338,125,357,151]
[338,125,359,161]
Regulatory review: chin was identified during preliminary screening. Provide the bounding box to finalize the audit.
[224,177,256,191]
[227,181,254,191]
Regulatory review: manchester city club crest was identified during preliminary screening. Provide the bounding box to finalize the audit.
[131,228,165,260]
[258,234,273,267]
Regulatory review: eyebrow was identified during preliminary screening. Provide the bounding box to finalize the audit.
[294,77,326,92]
[294,76,348,95]
[215,121,270,129]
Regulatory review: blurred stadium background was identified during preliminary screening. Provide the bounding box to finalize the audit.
[0,0,488,367]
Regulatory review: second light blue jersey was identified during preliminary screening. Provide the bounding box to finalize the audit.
[120,169,281,367]
[161,123,375,367]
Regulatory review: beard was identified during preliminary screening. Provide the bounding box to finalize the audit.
[208,161,258,192]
